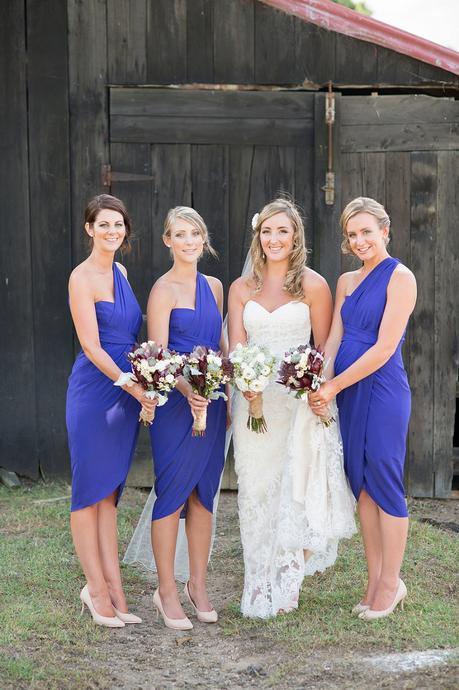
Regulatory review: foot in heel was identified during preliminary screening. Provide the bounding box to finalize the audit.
[153,589,193,630]
[80,585,125,628]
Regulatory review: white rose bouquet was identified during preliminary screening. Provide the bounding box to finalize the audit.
[182,346,233,436]
[229,343,276,433]
[116,341,185,426]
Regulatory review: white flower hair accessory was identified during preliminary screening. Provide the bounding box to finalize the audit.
[251,213,259,230]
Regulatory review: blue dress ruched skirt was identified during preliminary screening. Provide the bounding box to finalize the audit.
[66,263,142,511]
[150,272,226,521]
[335,257,411,518]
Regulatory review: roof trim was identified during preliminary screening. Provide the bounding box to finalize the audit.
[260,0,459,77]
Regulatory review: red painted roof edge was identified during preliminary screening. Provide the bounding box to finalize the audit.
[260,0,459,77]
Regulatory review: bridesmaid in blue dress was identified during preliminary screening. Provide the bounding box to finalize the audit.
[145,206,226,630]
[309,197,417,621]
[67,194,156,627]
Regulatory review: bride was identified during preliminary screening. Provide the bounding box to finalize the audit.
[228,197,356,618]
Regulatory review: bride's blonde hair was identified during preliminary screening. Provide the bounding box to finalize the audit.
[250,197,307,299]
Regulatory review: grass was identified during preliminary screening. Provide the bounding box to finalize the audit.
[0,481,143,690]
[0,481,458,689]
[221,514,459,655]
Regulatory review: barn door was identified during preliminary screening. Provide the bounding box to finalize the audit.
[107,88,315,312]
[320,93,459,499]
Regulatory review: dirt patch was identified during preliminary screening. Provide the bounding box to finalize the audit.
[86,491,458,690]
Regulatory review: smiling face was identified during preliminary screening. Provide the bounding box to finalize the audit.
[164,218,205,264]
[345,211,389,263]
[85,208,126,253]
[259,211,295,263]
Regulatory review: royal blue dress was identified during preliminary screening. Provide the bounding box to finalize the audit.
[66,263,142,511]
[149,272,226,521]
[334,257,411,518]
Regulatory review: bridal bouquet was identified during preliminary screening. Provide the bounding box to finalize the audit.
[182,346,233,436]
[277,344,335,427]
[229,343,276,433]
[116,341,185,426]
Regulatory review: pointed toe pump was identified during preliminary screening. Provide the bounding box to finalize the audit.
[80,585,125,628]
[184,582,218,624]
[153,589,193,631]
[112,607,142,624]
[359,580,407,621]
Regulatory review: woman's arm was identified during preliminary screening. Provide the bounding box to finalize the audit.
[228,278,248,353]
[322,273,348,377]
[310,267,417,405]
[69,269,154,410]
[305,270,333,350]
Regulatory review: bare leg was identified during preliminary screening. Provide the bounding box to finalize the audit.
[186,490,213,612]
[358,490,383,606]
[151,507,186,619]
[370,509,408,611]
[97,491,127,612]
[70,503,114,617]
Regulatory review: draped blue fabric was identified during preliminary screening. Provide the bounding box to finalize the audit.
[66,263,142,511]
[150,273,226,521]
[335,257,411,518]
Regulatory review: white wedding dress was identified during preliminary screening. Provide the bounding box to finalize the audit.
[232,300,356,619]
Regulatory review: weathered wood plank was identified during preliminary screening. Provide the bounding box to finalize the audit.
[294,143,314,257]
[407,151,437,497]
[313,92,342,293]
[0,0,38,477]
[147,0,187,83]
[191,145,229,294]
[68,0,109,265]
[342,123,459,153]
[341,95,459,126]
[107,0,147,84]
[186,0,213,82]
[228,146,255,284]
[111,115,312,146]
[340,152,363,275]
[335,33,378,86]
[433,151,459,496]
[213,0,255,83]
[27,0,73,477]
[363,152,385,202]
[254,1,296,84]
[110,88,314,119]
[294,19,335,87]
[110,143,152,311]
[376,46,420,86]
[150,144,192,280]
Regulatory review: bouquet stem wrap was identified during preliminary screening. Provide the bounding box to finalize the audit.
[247,394,267,433]
[192,407,208,437]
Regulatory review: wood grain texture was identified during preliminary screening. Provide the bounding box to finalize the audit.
[186,0,214,82]
[335,33,378,86]
[339,152,363,275]
[341,95,459,126]
[110,88,314,118]
[433,151,459,496]
[254,1,296,84]
[107,0,147,84]
[213,0,255,83]
[111,115,312,146]
[27,0,73,477]
[147,0,187,83]
[342,123,459,153]
[293,18,335,87]
[408,151,437,497]
[0,0,37,477]
[68,0,109,265]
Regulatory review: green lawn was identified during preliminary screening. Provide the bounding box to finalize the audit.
[0,481,458,689]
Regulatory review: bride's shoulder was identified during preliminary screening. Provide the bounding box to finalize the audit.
[229,275,254,301]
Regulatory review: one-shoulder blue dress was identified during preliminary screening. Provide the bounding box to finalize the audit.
[66,263,143,511]
[149,272,226,521]
[334,257,411,518]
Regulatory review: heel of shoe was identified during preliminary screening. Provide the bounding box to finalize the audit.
[80,601,85,616]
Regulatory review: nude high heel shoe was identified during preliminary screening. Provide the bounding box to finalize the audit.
[80,585,125,628]
[153,589,193,630]
[184,582,218,623]
[352,601,370,615]
[359,579,407,621]
[112,607,142,624]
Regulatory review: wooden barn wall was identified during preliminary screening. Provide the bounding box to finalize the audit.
[0,0,457,496]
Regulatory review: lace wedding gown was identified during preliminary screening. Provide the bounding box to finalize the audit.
[232,300,356,618]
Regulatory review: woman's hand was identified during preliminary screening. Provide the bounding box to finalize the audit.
[185,387,209,414]
[127,383,158,414]
[308,380,339,409]
[243,391,258,402]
